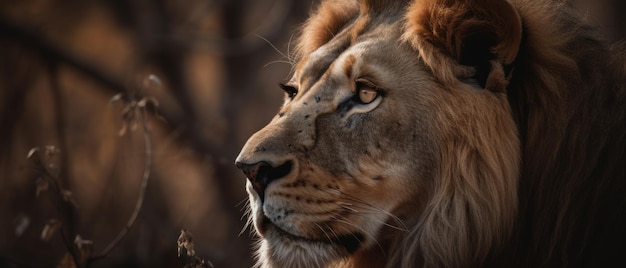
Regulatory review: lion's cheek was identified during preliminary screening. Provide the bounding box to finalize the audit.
[353,158,424,204]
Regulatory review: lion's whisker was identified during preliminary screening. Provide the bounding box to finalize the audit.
[339,204,409,233]
[338,191,408,231]
[286,33,296,64]
[239,199,254,237]
[313,219,336,243]
[263,60,293,68]
[256,34,290,61]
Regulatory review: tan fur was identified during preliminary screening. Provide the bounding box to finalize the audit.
[295,1,359,57]
[237,0,626,267]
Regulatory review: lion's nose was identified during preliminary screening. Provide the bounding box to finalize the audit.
[235,160,293,201]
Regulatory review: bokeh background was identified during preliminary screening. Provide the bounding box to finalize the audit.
[0,0,624,267]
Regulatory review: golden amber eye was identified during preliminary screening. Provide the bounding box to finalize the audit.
[358,87,378,104]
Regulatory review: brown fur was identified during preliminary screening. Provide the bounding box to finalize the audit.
[403,0,522,91]
[237,0,626,267]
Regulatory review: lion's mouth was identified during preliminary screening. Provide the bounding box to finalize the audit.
[261,217,363,253]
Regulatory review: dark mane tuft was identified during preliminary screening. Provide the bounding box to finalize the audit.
[506,1,626,266]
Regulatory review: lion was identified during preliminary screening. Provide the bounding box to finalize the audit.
[235,0,626,267]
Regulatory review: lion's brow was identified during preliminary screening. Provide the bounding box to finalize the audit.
[298,37,351,91]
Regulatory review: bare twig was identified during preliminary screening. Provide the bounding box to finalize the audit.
[48,63,83,268]
[28,145,82,268]
[89,96,153,264]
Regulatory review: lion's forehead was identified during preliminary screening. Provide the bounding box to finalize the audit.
[295,24,403,97]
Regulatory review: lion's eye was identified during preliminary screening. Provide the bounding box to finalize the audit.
[358,87,378,104]
[280,83,298,99]
[338,81,383,117]
[355,82,379,104]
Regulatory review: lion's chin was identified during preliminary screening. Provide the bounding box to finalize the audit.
[255,220,364,268]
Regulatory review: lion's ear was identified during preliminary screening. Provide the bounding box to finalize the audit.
[404,0,522,91]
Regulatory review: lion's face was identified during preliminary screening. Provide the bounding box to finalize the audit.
[236,1,521,267]
[237,25,437,266]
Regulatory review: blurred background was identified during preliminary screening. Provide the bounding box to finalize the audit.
[0,0,623,267]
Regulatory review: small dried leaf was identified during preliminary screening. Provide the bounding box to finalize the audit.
[143,74,162,89]
[109,93,124,106]
[118,122,128,136]
[72,235,93,267]
[45,145,60,157]
[74,235,93,250]
[36,177,49,197]
[15,214,30,237]
[41,219,62,241]
[27,147,40,159]
[61,190,79,208]
[177,229,195,257]
[137,99,147,108]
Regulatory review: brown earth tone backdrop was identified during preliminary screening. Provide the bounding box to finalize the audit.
[0,0,624,267]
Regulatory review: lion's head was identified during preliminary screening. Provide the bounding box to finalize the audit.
[236,0,626,267]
